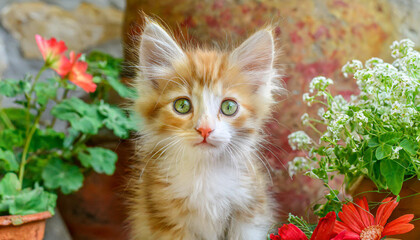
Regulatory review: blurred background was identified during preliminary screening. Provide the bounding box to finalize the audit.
[1,0,419,239]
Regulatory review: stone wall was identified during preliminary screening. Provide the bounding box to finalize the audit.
[0,0,125,79]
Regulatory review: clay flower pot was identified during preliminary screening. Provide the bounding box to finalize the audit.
[349,177,420,240]
[0,211,52,240]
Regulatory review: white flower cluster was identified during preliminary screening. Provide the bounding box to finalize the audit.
[288,131,312,151]
[290,39,419,178]
[309,76,334,93]
[288,156,313,177]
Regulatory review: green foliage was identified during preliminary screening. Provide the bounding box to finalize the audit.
[0,173,57,216]
[0,49,137,216]
[313,190,343,218]
[52,97,103,134]
[78,147,117,175]
[86,51,137,99]
[0,149,19,172]
[42,158,83,194]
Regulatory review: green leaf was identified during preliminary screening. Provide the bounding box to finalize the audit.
[368,137,379,147]
[379,132,403,144]
[9,185,57,216]
[51,97,103,134]
[98,101,136,138]
[400,139,418,155]
[0,108,34,129]
[363,148,373,164]
[106,76,137,99]
[348,152,358,165]
[29,128,65,152]
[34,79,58,106]
[380,159,405,195]
[77,147,117,175]
[0,129,24,150]
[63,128,79,148]
[0,149,19,171]
[42,158,83,194]
[375,144,392,160]
[0,173,20,196]
[0,79,30,97]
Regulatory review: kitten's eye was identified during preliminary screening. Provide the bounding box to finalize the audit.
[221,100,238,116]
[173,98,191,114]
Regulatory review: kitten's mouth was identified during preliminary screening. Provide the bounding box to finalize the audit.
[194,140,216,147]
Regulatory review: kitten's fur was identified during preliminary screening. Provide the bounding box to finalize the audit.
[127,18,281,240]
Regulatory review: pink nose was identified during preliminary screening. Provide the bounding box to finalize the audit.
[196,127,213,138]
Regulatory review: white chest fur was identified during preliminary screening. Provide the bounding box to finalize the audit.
[161,155,253,238]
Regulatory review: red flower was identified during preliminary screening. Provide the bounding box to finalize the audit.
[271,212,358,240]
[35,35,96,93]
[334,197,414,240]
[59,51,96,93]
[35,35,67,72]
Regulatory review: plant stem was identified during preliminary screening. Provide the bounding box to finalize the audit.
[25,66,47,133]
[18,107,45,189]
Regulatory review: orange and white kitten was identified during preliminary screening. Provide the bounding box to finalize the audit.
[128,19,280,240]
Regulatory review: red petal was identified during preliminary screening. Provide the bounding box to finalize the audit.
[53,55,72,77]
[35,34,47,59]
[331,230,360,240]
[311,212,336,240]
[337,203,365,233]
[270,233,281,240]
[375,197,398,226]
[333,221,354,234]
[355,197,374,227]
[279,224,308,240]
[382,214,415,236]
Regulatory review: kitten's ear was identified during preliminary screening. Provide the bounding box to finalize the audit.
[139,20,184,81]
[230,30,274,84]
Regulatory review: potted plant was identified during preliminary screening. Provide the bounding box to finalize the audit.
[287,39,419,239]
[0,35,136,239]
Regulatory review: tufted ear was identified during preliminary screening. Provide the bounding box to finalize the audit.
[230,30,275,84]
[139,20,185,81]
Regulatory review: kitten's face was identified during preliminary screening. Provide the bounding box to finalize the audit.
[135,21,278,158]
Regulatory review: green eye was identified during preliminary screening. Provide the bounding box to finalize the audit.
[174,98,191,114]
[221,100,238,116]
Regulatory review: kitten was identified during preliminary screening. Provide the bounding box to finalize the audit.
[127,18,281,240]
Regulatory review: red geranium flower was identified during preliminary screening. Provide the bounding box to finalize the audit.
[35,35,96,93]
[334,197,414,240]
[35,35,67,72]
[270,212,358,240]
[65,52,96,93]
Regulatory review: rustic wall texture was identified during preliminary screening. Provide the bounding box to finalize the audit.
[1,0,420,239]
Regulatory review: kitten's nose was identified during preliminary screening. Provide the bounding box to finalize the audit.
[196,127,213,138]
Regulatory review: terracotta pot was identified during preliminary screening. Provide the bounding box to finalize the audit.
[0,211,52,240]
[349,177,420,240]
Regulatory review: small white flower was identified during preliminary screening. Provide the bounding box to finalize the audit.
[302,93,314,106]
[288,157,310,177]
[309,76,333,93]
[288,131,312,151]
[390,146,403,159]
[301,113,310,126]
[365,57,384,69]
[317,107,325,119]
[342,60,363,77]
[354,111,368,123]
